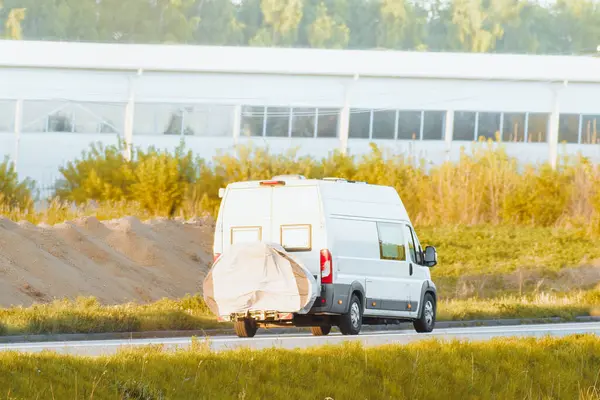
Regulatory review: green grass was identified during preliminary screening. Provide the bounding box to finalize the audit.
[1,336,599,399]
[418,225,600,297]
[0,296,227,336]
[438,291,600,321]
[422,225,600,277]
[1,292,597,337]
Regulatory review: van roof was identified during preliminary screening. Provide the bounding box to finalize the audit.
[225,177,410,221]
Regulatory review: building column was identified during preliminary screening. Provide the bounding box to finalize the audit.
[338,83,352,155]
[123,69,142,161]
[232,105,242,145]
[13,99,23,173]
[444,109,454,162]
[548,86,561,170]
[338,104,350,155]
[123,81,135,162]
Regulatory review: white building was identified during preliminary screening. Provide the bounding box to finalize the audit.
[1,40,600,194]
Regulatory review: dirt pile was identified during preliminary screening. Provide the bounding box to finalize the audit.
[0,216,214,307]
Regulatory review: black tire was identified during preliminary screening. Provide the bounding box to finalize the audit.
[339,294,362,335]
[234,319,258,338]
[310,325,332,336]
[413,292,436,333]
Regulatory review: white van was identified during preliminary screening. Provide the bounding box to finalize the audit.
[212,175,438,338]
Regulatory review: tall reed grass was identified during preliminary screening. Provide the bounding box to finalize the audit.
[2,139,600,233]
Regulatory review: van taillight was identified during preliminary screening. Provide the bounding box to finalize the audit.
[213,253,221,263]
[320,249,333,284]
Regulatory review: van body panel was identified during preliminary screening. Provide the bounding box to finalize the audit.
[327,216,375,301]
[319,184,411,224]
[319,183,416,319]
[363,259,414,318]
[310,283,353,314]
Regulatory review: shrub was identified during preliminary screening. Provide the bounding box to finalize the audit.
[132,151,187,216]
[0,156,34,213]
[502,164,572,226]
[55,140,197,217]
[12,138,600,235]
[419,142,518,224]
[55,141,135,203]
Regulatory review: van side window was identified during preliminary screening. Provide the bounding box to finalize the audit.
[404,225,424,265]
[376,222,406,261]
[413,230,424,265]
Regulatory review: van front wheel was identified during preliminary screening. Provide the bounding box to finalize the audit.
[413,293,436,333]
[234,319,258,338]
[339,294,362,335]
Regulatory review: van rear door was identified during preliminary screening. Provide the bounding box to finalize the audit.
[271,184,321,277]
[222,186,272,250]
[220,182,322,277]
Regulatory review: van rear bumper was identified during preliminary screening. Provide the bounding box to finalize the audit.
[309,283,352,315]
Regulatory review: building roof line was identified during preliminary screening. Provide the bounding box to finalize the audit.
[1,40,599,83]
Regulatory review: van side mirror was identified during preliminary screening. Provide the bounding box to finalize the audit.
[424,246,437,267]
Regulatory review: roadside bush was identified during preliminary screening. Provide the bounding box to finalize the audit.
[502,164,572,226]
[592,172,600,233]
[132,151,187,216]
[421,143,518,224]
[55,141,134,203]
[18,138,600,234]
[0,156,34,213]
[56,141,197,217]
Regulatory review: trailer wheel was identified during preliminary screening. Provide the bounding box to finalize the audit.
[310,325,332,336]
[234,319,258,338]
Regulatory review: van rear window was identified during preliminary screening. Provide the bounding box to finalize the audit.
[280,224,312,252]
[231,226,262,244]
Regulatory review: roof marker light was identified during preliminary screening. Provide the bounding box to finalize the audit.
[259,180,286,186]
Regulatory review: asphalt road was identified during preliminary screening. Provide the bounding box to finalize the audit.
[1,322,598,357]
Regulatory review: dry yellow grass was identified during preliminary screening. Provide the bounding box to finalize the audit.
[0,335,599,399]
[439,291,600,321]
[0,291,597,336]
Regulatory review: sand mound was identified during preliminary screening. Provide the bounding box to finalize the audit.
[0,216,214,307]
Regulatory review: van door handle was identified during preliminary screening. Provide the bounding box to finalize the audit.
[409,264,413,276]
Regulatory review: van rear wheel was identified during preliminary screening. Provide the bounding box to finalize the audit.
[339,294,362,335]
[234,319,258,338]
[310,326,331,336]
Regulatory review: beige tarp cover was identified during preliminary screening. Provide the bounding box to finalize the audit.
[203,242,318,317]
